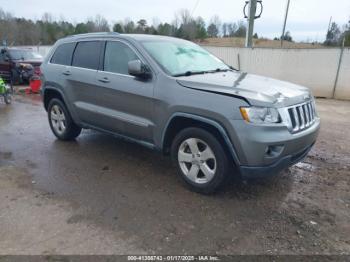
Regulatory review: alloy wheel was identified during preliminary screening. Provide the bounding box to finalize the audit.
[50,104,66,135]
[178,138,217,184]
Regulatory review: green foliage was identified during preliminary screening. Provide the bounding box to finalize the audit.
[207,23,218,38]
[75,23,89,34]
[113,23,124,33]
[281,31,293,42]
[325,22,341,46]
[345,33,350,47]
[158,23,175,36]
[195,17,207,40]
[124,20,135,34]
[0,8,110,45]
[4,7,347,46]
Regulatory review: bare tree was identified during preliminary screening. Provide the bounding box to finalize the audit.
[222,23,228,37]
[94,15,110,32]
[227,23,238,37]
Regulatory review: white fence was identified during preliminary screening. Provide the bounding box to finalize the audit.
[20,45,350,100]
[204,46,350,100]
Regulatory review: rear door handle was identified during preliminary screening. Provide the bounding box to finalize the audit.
[98,77,110,83]
[62,70,71,76]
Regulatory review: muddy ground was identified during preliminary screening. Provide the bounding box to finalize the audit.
[0,94,349,255]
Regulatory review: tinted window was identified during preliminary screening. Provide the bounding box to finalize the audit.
[51,43,75,65]
[72,41,101,70]
[104,41,139,75]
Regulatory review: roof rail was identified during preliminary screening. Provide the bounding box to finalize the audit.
[64,32,120,39]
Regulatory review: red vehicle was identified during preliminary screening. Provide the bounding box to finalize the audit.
[0,47,43,84]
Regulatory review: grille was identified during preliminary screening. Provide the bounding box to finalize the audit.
[287,101,316,133]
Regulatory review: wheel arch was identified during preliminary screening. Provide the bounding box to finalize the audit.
[161,113,240,166]
[43,87,67,111]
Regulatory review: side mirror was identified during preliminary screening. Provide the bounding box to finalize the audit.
[128,60,151,79]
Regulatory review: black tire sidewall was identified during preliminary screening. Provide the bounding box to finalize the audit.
[4,94,11,104]
[48,98,81,140]
[171,127,229,194]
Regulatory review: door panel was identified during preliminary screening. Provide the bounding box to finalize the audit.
[65,67,107,128]
[62,41,110,129]
[95,41,155,142]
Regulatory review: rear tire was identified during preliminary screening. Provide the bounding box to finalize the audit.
[4,94,12,104]
[171,127,230,194]
[4,84,13,104]
[48,98,81,141]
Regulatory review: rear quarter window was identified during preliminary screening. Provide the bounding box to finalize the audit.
[72,41,101,70]
[50,43,76,66]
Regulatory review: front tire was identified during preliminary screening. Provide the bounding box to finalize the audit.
[171,127,230,194]
[48,98,81,141]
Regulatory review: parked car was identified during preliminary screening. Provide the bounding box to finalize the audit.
[41,33,320,193]
[0,47,43,84]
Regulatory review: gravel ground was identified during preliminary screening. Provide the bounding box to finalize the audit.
[0,94,349,255]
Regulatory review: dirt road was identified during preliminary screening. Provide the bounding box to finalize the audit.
[0,95,349,255]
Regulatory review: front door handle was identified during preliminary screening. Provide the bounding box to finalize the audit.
[98,77,110,83]
[62,70,71,76]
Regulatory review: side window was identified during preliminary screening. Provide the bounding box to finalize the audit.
[72,41,101,70]
[51,43,76,66]
[104,41,139,75]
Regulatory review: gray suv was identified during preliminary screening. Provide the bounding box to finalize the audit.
[41,32,320,193]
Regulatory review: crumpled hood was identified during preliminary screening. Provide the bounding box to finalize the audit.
[176,71,312,107]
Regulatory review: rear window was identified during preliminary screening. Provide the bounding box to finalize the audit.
[51,43,75,65]
[72,41,101,70]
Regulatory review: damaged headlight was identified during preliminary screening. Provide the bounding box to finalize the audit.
[240,107,281,124]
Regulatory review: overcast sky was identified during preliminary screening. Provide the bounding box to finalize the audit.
[1,0,349,41]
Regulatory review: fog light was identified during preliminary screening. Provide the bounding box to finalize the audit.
[265,145,284,158]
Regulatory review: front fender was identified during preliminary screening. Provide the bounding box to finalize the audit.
[161,112,241,166]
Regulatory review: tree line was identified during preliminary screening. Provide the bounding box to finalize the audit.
[0,7,349,46]
[0,8,247,46]
[325,21,350,46]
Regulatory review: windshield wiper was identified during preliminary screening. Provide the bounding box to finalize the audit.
[173,68,233,77]
[172,71,208,77]
[207,68,231,73]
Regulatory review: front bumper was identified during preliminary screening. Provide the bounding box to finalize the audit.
[239,142,315,179]
[228,117,320,178]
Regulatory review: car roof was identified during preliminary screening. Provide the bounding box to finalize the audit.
[61,32,185,43]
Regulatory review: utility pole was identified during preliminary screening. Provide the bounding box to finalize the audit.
[333,37,345,99]
[280,0,291,48]
[327,16,332,33]
[326,16,332,41]
[245,0,258,48]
